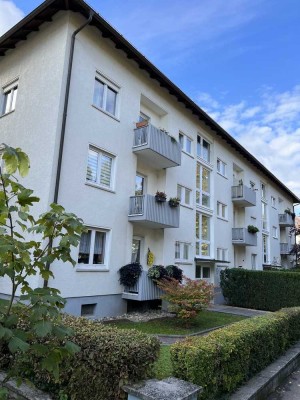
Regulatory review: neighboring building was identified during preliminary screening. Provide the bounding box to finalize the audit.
[0,0,299,317]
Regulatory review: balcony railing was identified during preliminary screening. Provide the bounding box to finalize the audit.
[122,270,163,301]
[133,124,181,169]
[231,185,256,207]
[279,213,294,227]
[280,243,292,255]
[232,228,257,246]
[128,195,180,229]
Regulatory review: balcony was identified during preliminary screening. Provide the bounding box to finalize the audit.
[279,213,294,227]
[128,195,180,229]
[231,185,256,207]
[132,124,181,169]
[280,243,292,255]
[122,271,163,301]
[232,228,257,246]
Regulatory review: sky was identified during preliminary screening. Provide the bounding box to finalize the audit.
[1,0,300,206]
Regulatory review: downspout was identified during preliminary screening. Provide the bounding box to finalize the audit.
[44,11,94,288]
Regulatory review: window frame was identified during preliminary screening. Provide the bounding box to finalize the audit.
[2,79,18,116]
[179,132,193,156]
[92,72,120,118]
[251,253,257,270]
[195,265,211,279]
[196,212,211,258]
[271,196,276,208]
[86,145,116,191]
[262,234,269,264]
[177,184,192,208]
[175,241,191,262]
[217,158,227,177]
[272,226,278,239]
[217,201,227,220]
[197,134,211,164]
[217,247,228,261]
[196,162,211,209]
[77,227,110,270]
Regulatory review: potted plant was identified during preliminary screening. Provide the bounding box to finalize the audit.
[147,265,168,283]
[118,262,142,287]
[165,265,183,283]
[155,191,167,203]
[168,197,180,208]
[136,120,148,129]
[285,208,292,215]
[247,225,259,234]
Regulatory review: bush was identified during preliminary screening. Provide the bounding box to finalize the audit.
[157,277,213,320]
[165,265,183,282]
[170,307,300,399]
[119,262,142,287]
[220,268,300,311]
[8,314,160,400]
[148,265,168,282]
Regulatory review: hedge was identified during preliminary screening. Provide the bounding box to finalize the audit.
[220,268,300,311]
[170,307,300,399]
[5,314,160,400]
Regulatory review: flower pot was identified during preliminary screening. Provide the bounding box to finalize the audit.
[136,121,148,129]
[155,195,166,203]
[168,201,179,208]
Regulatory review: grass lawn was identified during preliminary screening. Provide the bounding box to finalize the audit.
[153,345,172,380]
[105,311,246,335]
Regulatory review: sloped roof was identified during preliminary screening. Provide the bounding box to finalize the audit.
[1,0,299,203]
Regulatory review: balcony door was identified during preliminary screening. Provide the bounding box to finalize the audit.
[131,236,143,264]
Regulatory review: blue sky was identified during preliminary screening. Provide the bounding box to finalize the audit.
[1,0,300,203]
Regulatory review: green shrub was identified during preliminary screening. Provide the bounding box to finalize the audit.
[220,268,300,311]
[10,314,160,400]
[170,308,300,399]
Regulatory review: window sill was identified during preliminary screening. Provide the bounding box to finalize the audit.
[217,171,228,179]
[85,181,115,193]
[76,266,109,272]
[217,216,228,222]
[0,110,15,119]
[196,157,213,170]
[92,104,120,122]
[181,150,194,159]
[180,204,193,210]
[196,205,213,214]
[174,261,193,265]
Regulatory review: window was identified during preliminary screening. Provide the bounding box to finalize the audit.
[197,135,211,163]
[139,112,150,123]
[196,163,210,208]
[217,159,226,177]
[262,234,269,264]
[175,241,191,261]
[93,75,119,116]
[217,248,228,261]
[261,182,267,200]
[195,265,211,279]
[81,304,96,316]
[131,237,142,263]
[78,228,108,266]
[196,212,210,257]
[250,181,255,189]
[217,201,227,219]
[177,185,192,207]
[179,132,192,155]
[262,202,268,230]
[251,254,257,270]
[271,196,276,208]
[272,226,278,239]
[135,174,145,196]
[86,146,115,190]
[2,80,18,115]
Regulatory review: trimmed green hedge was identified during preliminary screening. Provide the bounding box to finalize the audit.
[8,314,160,400]
[220,268,300,311]
[170,307,300,399]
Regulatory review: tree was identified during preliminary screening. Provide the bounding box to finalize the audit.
[0,144,84,398]
[290,225,300,267]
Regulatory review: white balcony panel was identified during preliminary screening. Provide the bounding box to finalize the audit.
[231,185,256,207]
[122,271,163,301]
[232,228,257,246]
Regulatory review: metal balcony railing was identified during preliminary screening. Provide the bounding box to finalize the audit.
[231,185,256,207]
[279,213,294,227]
[280,243,292,255]
[122,271,163,301]
[133,124,181,169]
[232,227,257,246]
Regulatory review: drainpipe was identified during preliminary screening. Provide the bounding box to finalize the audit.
[44,11,94,288]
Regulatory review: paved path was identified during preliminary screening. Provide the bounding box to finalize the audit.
[267,369,300,400]
[157,305,268,345]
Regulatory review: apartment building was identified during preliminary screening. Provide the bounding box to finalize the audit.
[0,0,299,318]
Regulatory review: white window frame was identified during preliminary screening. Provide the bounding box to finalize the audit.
[179,132,192,155]
[271,196,276,208]
[217,201,227,220]
[217,158,227,177]
[272,226,278,239]
[195,265,211,279]
[86,145,116,191]
[262,234,269,264]
[197,134,211,164]
[93,72,120,118]
[196,212,211,258]
[177,184,192,207]
[261,201,268,231]
[2,79,18,116]
[251,254,257,270]
[77,227,110,270]
[261,182,267,201]
[175,241,191,262]
[196,162,211,209]
[217,248,228,261]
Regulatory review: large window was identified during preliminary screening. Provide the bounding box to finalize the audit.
[86,146,114,190]
[93,75,119,116]
[217,158,226,177]
[261,201,268,231]
[261,182,267,200]
[2,80,18,115]
[175,241,191,261]
[177,184,192,207]
[197,135,211,163]
[217,201,227,219]
[78,228,108,266]
[196,163,210,208]
[262,234,269,264]
[196,212,210,257]
[179,132,192,155]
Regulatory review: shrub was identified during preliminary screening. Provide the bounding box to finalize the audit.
[220,268,300,311]
[247,225,259,234]
[119,263,142,287]
[157,277,213,320]
[10,314,160,400]
[165,265,183,282]
[170,307,300,399]
[148,265,168,282]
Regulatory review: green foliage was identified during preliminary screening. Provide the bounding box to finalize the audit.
[118,262,142,287]
[11,314,160,400]
[0,144,85,394]
[170,307,300,399]
[148,265,168,282]
[247,225,259,234]
[220,268,300,311]
[157,277,213,320]
[165,265,183,282]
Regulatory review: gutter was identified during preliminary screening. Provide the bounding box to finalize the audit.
[43,10,94,288]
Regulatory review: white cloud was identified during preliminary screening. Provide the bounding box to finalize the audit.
[196,85,300,198]
[0,0,24,37]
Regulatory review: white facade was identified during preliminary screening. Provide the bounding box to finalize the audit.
[0,2,298,317]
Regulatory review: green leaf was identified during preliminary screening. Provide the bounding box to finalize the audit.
[34,320,53,337]
[64,340,81,355]
[17,151,30,177]
[8,336,30,353]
